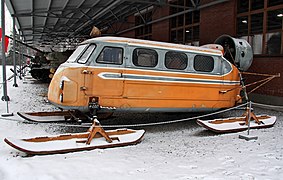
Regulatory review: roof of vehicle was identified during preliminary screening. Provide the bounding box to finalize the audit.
[82,36,223,56]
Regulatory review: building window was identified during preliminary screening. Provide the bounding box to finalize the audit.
[236,0,283,55]
[165,51,188,70]
[135,9,153,40]
[251,0,264,11]
[133,48,158,67]
[237,0,249,13]
[194,55,214,72]
[170,0,200,45]
[96,47,123,65]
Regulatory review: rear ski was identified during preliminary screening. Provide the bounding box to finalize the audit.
[197,115,276,133]
[5,118,145,155]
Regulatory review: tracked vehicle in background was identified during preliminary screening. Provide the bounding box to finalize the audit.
[30,50,73,82]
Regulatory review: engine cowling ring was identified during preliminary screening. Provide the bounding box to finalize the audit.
[215,35,253,71]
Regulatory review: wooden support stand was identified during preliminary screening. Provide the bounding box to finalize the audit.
[241,107,262,125]
[84,117,119,145]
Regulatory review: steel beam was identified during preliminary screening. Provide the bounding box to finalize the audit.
[6,35,44,53]
[190,0,196,8]
[14,13,81,20]
[70,0,123,36]
[12,16,18,87]
[13,6,98,15]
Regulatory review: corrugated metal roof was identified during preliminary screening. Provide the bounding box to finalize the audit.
[6,0,167,49]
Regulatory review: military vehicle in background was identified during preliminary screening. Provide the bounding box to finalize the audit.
[29,26,101,82]
[30,50,73,82]
[6,35,75,82]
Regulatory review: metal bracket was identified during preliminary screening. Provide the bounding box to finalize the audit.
[82,70,92,74]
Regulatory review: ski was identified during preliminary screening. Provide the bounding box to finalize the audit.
[5,129,145,155]
[17,111,114,123]
[5,118,145,155]
[17,111,71,123]
[197,115,276,133]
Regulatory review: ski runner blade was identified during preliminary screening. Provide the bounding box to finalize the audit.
[5,129,145,155]
[197,115,276,133]
[17,111,70,123]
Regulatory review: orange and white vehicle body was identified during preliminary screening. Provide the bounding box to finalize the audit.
[48,36,243,113]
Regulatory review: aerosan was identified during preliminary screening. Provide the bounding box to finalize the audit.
[6,35,278,155]
[48,35,253,116]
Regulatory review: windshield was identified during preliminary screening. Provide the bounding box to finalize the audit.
[77,44,96,64]
[66,44,88,63]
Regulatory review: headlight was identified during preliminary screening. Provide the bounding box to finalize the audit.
[50,68,56,74]
[60,80,64,90]
[60,93,63,102]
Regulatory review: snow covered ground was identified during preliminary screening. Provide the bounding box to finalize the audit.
[0,66,282,180]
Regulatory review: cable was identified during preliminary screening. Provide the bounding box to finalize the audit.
[252,102,283,111]
[99,102,248,128]
[0,103,248,128]
[3,101,281,129]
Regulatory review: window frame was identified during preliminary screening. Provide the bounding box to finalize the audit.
[96,46,124,65]
[132,48,158,68]
[193,55,214,73]
[67,44,89,63]
[164,51,188,70]
[77,44,97,64]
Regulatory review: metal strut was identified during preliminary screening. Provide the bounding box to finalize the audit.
[88,99,100,118]
[222,46,262,128]
[79,100,119,145]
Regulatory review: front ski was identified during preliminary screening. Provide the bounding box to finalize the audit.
[197,115,276,133]
[17,111,113,123]
[5,118,145,155]
[17,111,71,123]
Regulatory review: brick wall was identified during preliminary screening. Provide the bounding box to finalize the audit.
[152,7,170,42]
[199,0,236,44]
[106,15,135,38]
[246,56,283,97]
[106,7,170,41]
[199,0,283,99]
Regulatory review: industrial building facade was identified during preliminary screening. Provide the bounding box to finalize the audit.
[106,0,283,105]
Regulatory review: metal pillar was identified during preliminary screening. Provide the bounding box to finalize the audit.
[19,41,23,79]
[239,101,258,141]
[1,0,10,101]
[1,0,13,116]
[12,15,18,87]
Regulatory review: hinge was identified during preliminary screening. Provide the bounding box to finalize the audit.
[82,70,92,74]
[80,86,88,91]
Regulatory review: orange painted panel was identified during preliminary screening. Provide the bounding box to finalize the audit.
[48,65,241,111]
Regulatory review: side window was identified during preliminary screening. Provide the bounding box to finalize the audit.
[194,55,214,72]
[77,44,96,64]
[96,46,123,65]
[165,51,188,70]
[133,48,158,67]
[222,58,232,74]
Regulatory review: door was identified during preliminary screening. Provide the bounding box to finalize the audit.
[89,45,125,97]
